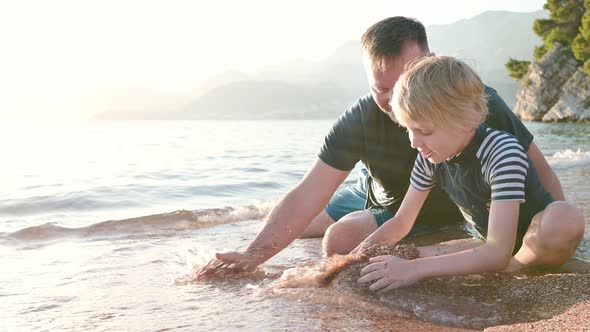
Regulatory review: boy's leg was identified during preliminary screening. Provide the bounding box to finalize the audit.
[506,201,585,271]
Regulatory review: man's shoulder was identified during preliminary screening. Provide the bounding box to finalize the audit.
[483,85,498,96]
[483,85,503,108]
[358,93,377,107]
[335,93,379,125]
[347,93,378,115]
[483,85,513,119]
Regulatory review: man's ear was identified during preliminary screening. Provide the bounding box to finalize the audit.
[428,52,436,57]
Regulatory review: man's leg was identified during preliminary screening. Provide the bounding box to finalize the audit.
[300,169,368,239]
[321,208,480,256]
[300,210,336,238]
[506,201,585,271]
[322,210,380,255]
[305,169,485,256]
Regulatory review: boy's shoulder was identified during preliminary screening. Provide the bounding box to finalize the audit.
[480,123,517,136]
[479,124,520,141]
[475,124,527,161]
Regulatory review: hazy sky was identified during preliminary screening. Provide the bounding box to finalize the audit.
[0,0,546,119]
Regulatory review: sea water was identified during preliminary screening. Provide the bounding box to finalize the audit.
[1,120,588,331]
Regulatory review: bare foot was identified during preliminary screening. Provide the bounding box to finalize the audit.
[558,258,590,273]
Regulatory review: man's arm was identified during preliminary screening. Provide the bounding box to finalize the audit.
[200,158,350,273]
[528,142,564,201]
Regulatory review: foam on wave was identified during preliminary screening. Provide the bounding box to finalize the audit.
[3,202,274,244]
[546,148,590,170]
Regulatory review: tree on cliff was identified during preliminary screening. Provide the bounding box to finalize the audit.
[533,0,585,60]
[505,58,531,80]
[506,0,587,79]
[572,0,590,75]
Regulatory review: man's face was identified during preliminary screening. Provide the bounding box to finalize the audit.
[364,42,425,114]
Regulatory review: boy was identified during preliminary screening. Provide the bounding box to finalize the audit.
[357,56,585,291]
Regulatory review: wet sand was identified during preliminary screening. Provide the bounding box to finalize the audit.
[485,300,590,331]
[290,244,590,331]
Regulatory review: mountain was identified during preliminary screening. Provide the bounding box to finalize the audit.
[79,86,182,120]
[427,10,546,106]
[177,80,352,120]
[94,10,546,120]
[182,71,251,98]
[428,10,545,69]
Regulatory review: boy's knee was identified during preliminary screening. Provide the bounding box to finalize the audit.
[542,202,585,248]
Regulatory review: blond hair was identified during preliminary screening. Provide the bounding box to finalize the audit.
[391,56,488,131]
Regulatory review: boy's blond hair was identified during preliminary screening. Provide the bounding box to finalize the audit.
[391,56,488,131]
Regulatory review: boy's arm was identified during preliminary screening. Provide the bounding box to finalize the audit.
[413,200,519,278]
[359,200,519,290]
[353,186,429,252]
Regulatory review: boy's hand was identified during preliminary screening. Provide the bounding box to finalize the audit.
[194,252,258,279]
[357,255,420,291]
[350,240,378,255]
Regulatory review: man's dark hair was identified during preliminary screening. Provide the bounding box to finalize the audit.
[361,16,430,68]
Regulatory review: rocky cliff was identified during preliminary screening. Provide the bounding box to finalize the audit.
[513,43,590,122]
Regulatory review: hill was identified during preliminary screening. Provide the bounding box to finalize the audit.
[94,10,546,120]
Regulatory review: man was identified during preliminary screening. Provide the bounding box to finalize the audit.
[197,16,564,275]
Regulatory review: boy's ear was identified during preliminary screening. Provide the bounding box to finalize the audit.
[428,52,436,57]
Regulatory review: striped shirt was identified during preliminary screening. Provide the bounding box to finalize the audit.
[411,127,528,202]
[409,124,553,239]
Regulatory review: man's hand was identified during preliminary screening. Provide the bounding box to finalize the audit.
[194,252,259,279]
[357,255,421,291]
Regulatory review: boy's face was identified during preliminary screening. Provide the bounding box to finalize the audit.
[405,121,473,164]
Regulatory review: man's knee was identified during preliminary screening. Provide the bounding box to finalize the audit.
[322,211,377,256]
[322,222,355,255]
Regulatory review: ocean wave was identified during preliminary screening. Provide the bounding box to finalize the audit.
[3,202,273,244]
[0,182,282,216]
[546,149,590,170]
